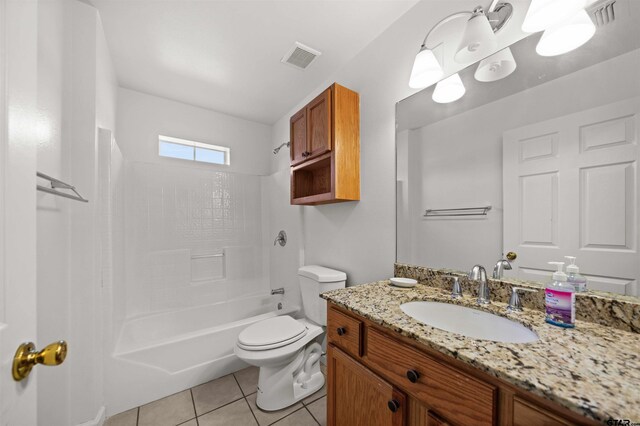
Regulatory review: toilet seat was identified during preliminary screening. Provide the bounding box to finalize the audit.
[237,316,308,351]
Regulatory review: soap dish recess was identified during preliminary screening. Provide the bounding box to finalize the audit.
[390,277,417,288]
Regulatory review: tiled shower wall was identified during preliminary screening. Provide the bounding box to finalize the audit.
[124,161,269,319]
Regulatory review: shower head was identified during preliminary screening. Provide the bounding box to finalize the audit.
[273,141,290,155]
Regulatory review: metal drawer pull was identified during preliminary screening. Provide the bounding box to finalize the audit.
[406,369,420,383]
[387,399,400,413]
[336,327,346,336]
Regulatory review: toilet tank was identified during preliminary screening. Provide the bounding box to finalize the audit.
[298,265,346,326]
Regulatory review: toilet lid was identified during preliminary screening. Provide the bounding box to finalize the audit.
[238,316,307,350]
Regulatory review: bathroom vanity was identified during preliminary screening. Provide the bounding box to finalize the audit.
[322,280,640,426]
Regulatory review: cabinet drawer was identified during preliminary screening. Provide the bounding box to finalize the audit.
[366,327,496,426]
[327,307,362,357]
[513,397,572,426]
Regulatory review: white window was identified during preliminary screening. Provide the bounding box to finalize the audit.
[158,135,230,165]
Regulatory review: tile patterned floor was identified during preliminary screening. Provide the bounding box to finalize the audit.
[105,365,327,426]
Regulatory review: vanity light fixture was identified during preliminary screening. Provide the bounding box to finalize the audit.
[474,47,517,82]
[522,0,587,33]
[432,73,466,104]
[536,9,596,57]
[454,7,498,64]
[408,3,513,90]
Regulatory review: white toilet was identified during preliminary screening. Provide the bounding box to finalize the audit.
[234,265,346,411]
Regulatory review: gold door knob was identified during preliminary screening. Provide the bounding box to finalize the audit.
[12,340,67,381]
[506,251,517,261]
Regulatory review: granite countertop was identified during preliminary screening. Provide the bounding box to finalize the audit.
[321,281,640,423]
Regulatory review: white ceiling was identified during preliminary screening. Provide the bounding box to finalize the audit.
[92,0,418,124]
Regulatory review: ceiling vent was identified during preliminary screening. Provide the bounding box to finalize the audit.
[590,0,616,27]
[281,42,321,70]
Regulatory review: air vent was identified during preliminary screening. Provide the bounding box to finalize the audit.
[590,0,616,27]
[281,42,321,70]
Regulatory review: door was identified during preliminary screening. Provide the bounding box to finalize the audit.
[0,0,39,424]
[327,345,405,426]
[504,97,640,295]
[306,87,332,160]
[290,108,307,166]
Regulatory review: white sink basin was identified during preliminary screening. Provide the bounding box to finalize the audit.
[400,301,538,344]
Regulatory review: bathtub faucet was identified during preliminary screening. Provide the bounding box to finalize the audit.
[271,288,285,295]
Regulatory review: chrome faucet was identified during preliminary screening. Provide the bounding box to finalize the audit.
[493,252,517,279]
[469,265,489,305]
[492,259,512,279]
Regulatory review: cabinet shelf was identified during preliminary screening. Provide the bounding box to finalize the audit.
[289,83,359,205]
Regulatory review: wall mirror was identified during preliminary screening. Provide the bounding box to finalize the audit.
[396,0,640,297]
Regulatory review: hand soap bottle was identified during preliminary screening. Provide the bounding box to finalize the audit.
[565,256,587,292]
[545,262,576,328]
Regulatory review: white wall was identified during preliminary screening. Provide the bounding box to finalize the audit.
[267,0,469,288]
[402,49,640,272]
[116,88,272,175]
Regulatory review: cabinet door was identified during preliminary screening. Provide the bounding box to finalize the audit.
[328,345,405,426]
[513,397,572,426]
[426,411,451,426]
[306,87,332,160]
[290,108,307,166]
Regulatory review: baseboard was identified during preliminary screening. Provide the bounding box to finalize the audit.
[76,406,105,426]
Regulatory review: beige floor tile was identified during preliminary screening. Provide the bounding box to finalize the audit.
[177,420,198,426]
[271,408,318,426]
[246,393,303,426]
[197,399,258,426]
[306,396,326,426]
[138,390,195,426]
[105,407,138,426]
[302,380,326,406]
[234,366,259,395]
[192,374,244,415]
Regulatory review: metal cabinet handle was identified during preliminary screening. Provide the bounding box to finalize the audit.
[406,369,420,383]
[336,327,346,336]
[387,399,400,413]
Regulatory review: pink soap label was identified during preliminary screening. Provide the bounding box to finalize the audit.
[545,288,575,326]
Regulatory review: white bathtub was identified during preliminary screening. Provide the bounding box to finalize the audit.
[106,293,299,416]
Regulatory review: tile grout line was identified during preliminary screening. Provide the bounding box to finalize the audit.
[243,397,260,426]
[304,405,321,426]
[232,372,260,425]
[194,396,246,420]
[189,388,199,426]
[232,372,247,397]
[266,406,308,426]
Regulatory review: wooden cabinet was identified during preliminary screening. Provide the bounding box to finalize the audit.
[289,83,359,205]
[328,345,405,426]
[512,397,572,426]
[290,108,307,166]
[326,303,598,426]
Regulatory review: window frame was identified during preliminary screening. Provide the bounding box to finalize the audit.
[158,135,230,166]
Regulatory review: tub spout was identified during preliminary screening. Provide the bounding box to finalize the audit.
[271,288,285,295]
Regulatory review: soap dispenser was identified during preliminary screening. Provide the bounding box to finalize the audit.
[565,256,587,292]
[545,262,576,328]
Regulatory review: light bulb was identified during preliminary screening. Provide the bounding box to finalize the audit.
[409,47,444,89]
[474,47,517,82]
[536,9,596,57]
[432,73,466,104]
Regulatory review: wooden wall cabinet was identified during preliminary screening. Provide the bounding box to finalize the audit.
[290,83,359,205]
[326,303,598,426]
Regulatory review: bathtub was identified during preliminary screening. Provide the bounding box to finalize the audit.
[106,293,299,416]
